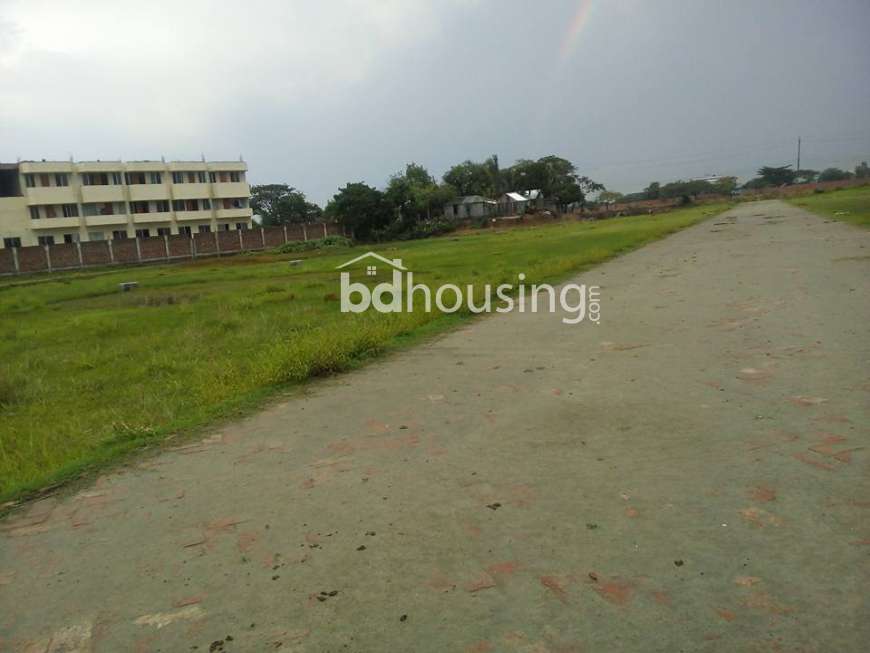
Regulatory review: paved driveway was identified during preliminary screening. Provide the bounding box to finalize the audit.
[1,200,868,652]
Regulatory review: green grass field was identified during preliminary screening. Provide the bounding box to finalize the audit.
[0,204,727,502]
[788,185,870,227]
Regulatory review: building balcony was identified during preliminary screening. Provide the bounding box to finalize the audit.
[211,182,250,198]
[175,210,212,222]
[76,161,124,173]
[81,185,125,203]
[215,207,253,220]
[30,217,81,229]
[207,161,247,172]
[128,185,170,202]
[19,161,74,174]
[171,183,210,200]
[85,214,129,227]
[25,187,79,205]
[130,211,172,224]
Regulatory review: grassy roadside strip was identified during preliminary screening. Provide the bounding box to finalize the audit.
[786,186,870,228]
[0,203,729,504]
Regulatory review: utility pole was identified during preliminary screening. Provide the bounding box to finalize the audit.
[796,137,801,171]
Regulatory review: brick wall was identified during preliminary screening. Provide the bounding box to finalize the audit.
[48,243,80,270]
[112,239,139,264]
[193,232,217,256]
[139,237,167,261]
[263,227,286,247]
[81,241,111,266]
[242,229,263,250]
[217,230,241,252]
[0,248,15,274]
[16,245,48,273]
[1,223,339,276]
[167,235,192,258]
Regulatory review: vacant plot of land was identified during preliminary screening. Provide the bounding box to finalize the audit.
[1,200,867,651]
[0,204,725,501]
[787,184,870,227]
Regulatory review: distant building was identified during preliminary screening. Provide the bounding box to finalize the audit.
[0,159,253,248]
[443,195,497,220]
[497,189,544,215]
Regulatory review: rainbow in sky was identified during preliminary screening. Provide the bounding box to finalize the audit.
[560,0,594,61]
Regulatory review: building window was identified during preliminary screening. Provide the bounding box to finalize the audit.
[40,174,50,187]
[125,172,146,185]
[149,171,162,184]
[131,201,150,214]
[201,198,211,210]
[208,172,216,183]
[172,172,183,184]
[155,200,169,213]
[230,171,240,183]
[55,173,69,187]
[37,235,55,246]
[178,226,192,237]
[29,206,40,220]
[45,205,57,218]
[111,172,123,185]
[3,237,22,248]
[185,199,199,211]
[220,223,230,231]
[219,171,228,183]
[157,227,171,237]
[24,174,35,188]
[63,233,79,244]
[88,231,105,241]
[197,225,211,233]
[197,171,206,183]
[135,228,150,238]
[62,204,79,217]
[235,222,248,231]
[82,173,110,186]
[112,230,128,240]
[172,200,184,212]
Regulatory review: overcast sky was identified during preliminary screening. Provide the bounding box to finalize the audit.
[1,0,868,203]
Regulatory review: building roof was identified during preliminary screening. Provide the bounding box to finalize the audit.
[502,189,544,202]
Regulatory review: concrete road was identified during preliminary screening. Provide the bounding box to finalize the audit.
[1,200,868,652]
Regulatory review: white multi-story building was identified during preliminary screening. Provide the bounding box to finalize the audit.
[0,159,253,248]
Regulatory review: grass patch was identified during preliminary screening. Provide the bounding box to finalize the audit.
[0,204,728,501]
[787,185,870,228]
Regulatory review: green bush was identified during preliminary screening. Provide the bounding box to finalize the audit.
[273,235,353,254]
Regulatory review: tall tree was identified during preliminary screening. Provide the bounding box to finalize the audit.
[386,163,456,226]
[442,160,494,196]
[644,182,661,199]
[326,182,392,240]
[818,167,853,182]
[250,184,321,225]
[757,165,796,186]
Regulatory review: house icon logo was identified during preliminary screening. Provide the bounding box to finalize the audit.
[335,251,407,276]
[336,252,410,314]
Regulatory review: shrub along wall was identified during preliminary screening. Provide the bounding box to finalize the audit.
[0,223,347,276]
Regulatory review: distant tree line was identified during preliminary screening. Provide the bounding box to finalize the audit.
[251,155,603,241]
[609,160,869,205]
[742,162,868,189]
